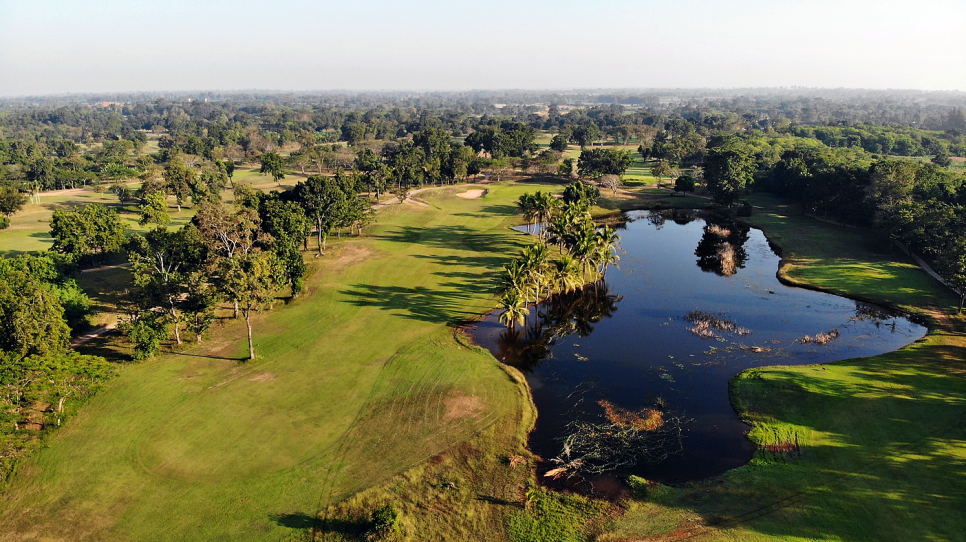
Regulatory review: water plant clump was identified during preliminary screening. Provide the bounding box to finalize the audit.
[798,329,840,345]
[684,310,751,339]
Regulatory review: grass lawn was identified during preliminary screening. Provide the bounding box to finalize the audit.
[0,180,560,541]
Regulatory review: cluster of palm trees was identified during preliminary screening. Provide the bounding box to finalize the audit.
[516,191,558,237]
[498,187,621,330]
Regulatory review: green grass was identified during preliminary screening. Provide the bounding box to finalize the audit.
[0,180,558,541]
[598,193,966,541]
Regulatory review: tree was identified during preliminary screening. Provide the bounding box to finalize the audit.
[549,134,569,152]
[562,181,599,209]
[163,159,194,212]
[138,191,171,227]
[49,204,127,266]
[122,312,168,361]
[559,158,575,178]
[0,186,27,222]
[259,152,285,184]
[292,175,347,255]
[219,252,283,360]
[194,203,263,261]
[577,148,633,181]
[651,160,674,185]
[355,148,388,199]
[931,153,952,167]
[258,197,310,296]
[703,142,755,206]
[674,175,696,195]
[571,124,601,148]
[600,174,621,196]
[865,160,917,231]
[938,238,966,312]
[0,257,72,356]
[220,160,236,183]
[127,225,207,344]
[498,288,529,330]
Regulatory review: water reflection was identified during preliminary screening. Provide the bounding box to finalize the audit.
[495,283,622,373]
[694,219,750,277]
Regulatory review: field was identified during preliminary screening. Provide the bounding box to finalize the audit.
[2,176,966,541]
[0,181,560,541]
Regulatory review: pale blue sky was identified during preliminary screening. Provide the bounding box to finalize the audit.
[1,0,964,96]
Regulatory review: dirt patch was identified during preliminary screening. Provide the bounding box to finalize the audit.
[456,189,487,199]
[443,393,485,421]
[249,372,276,382]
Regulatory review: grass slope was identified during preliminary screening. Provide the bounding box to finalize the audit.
[0,181,559,541]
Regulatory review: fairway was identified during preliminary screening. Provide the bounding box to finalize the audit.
[0,181,557,541]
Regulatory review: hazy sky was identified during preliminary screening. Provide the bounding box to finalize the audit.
[1,0,964,96]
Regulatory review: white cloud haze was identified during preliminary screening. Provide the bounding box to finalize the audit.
[1,0,964,96]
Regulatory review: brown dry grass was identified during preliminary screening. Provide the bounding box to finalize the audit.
[599,400,664,431]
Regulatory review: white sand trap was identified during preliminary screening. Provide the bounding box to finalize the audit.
[457,189,487,199]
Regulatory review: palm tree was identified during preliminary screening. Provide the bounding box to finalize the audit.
[534,192,560,241]
[499,288,530,329]
[516,193,537,233]
[555,253,583,294]
[571,222,599,279]
[501,260,529,293]
[521,243,550,298]
[594,225,621,278]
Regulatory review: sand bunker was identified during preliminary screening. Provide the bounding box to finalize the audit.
[457,189,487,199]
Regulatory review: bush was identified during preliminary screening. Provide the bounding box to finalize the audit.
[737,200,753,217]
[0,216,9,230]
[121,313,168,361]
[366,504,402,541]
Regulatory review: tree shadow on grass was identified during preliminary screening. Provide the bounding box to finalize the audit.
[269,512,317,530]
[270,512,372,540]
[341,283,481,325]
[373,224,517,256]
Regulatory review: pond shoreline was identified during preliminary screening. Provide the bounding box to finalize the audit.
[467,206,927,497]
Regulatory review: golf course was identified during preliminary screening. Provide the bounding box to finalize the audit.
[0,175,964,541]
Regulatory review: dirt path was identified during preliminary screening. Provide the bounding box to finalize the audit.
[71,322,117,347]
[79,264,129,274]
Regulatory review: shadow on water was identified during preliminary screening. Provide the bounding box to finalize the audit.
[470,209,927,494]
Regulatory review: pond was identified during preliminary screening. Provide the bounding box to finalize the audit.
[469,209,926,490]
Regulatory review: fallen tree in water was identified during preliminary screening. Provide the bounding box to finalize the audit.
[546,400,684,478]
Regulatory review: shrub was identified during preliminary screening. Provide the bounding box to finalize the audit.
[366,504,402,541]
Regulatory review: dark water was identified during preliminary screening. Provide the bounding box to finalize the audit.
[470,210,926,489]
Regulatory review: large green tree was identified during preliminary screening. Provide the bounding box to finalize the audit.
[703,141,755,206]
[577,148,633,181]
[259,152,285,185]
[49,204,127,266]
[0,186,27,228]
[292,175,347,255]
